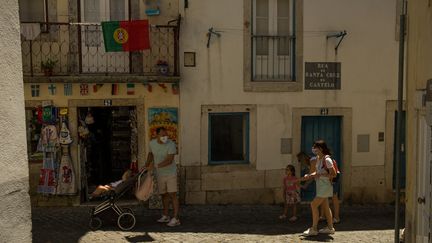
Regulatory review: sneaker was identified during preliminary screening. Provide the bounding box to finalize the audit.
[289,216,298,222]
[279,214,287,220]
[333,218,341,224]
[167,218,181,227]
[303,227,318,236]
[157,215,170,223]
[319,226,335,234]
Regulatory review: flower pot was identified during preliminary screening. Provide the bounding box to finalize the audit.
[44,68,53,76]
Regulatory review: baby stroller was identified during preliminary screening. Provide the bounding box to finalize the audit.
[88,169,149,231]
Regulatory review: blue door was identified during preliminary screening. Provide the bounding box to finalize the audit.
[300,116,342,201]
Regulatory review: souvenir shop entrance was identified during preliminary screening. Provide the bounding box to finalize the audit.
[78,106,138,202]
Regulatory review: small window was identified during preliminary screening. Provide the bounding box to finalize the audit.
[82,0,128,47]
[252,0,292,81]
[209,113,250,164]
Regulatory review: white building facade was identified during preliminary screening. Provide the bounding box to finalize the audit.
[179,0,403,204]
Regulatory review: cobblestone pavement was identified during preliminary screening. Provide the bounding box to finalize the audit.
[32,204,399,243]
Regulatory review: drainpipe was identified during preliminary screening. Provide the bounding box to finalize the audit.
[395,0,407,242]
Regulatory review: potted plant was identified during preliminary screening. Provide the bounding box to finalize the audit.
[41,59,57,76]
[156,60,169,75]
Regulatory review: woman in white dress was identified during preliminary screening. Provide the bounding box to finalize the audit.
[302,140,337,236]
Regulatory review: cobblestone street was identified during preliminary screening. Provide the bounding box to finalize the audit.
[32,204,399,243]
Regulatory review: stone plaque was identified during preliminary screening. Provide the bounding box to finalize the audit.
[305,62,341,90]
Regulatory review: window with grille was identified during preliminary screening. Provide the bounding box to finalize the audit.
[252,0,293,81]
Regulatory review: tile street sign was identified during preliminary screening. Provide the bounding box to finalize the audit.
[305,62,341,90]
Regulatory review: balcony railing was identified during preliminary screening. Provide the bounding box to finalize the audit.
[252,35,294,81]
[20,21,179,77]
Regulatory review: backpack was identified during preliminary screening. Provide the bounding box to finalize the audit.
[321,155,341,183]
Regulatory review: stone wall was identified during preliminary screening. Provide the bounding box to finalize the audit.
[0,0,32,242]
[184,166,285,204]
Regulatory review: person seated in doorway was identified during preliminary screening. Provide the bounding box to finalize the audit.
[88,169,132,199]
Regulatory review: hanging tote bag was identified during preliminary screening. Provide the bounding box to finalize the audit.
[135,172,154,201]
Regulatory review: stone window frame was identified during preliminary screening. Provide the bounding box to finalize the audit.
[201,105,257,168]
[208,112,250,165]
[243,0,303,92]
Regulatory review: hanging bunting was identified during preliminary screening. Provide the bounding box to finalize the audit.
[31,84,40,97]
[64,83,72,96]
[172,83,179,95]
[158,83,167,92]
[93,84,104,93]
[146,83,153,92]
[80,84,89,96]
[112,84,119,95]
[127,83,135,95]
[48,84,56,95]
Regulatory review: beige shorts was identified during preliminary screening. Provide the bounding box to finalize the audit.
[157,174,178,194]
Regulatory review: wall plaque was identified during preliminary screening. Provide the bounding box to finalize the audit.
[305,62,341,90]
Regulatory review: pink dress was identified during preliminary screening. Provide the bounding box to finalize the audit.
[284,176,300,204]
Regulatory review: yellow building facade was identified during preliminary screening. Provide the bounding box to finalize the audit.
[405,1,432,242]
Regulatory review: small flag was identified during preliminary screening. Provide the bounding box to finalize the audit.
[64,84,72,96]
[80,84,89,96]
[48,84,56,95]
[112,84,119,95]
[127,83,135,95]
[93,84,104,93]
[172,83,179,95]
[31,84,40,97]
[158,83,167,92]
[101,20,150,52]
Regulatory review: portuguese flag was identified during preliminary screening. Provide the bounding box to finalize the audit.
[101,20,150,52]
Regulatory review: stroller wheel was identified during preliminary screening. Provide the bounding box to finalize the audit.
[122,207,134,215]
[117,212,136,231]
[89,217,102,230]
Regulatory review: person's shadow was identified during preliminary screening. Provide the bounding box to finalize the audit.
[300,234,334,242]
[125,232,155,242]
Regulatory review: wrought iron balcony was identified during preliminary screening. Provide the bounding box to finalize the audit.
[20,21,179,82]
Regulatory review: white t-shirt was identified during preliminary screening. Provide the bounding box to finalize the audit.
[149,139,177,177]
[316,155,334,175]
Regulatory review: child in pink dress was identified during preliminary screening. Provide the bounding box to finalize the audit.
[279,164,300,221]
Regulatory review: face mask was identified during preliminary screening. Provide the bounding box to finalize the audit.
[160,136,168,144]
[312,147,318,155]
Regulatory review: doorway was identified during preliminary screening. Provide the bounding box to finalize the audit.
[416,116,432,243]
[79,106,135,201]
[300,116,342,201]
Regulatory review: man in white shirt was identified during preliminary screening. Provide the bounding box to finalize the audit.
[145,127,180,227]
